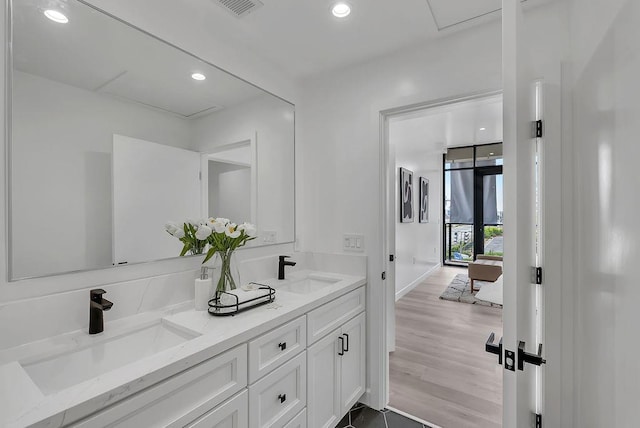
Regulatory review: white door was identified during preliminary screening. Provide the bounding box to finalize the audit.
[339,312,366,415]
[112,135,201,265]
[307,328,341,428]
[502,0,545,426]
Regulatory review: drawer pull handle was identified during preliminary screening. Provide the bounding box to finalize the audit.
[278,342,287,351]
[343,333,350,352]
[338,336,345,356]
[278,393,287,403]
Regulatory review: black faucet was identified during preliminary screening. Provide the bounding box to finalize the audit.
[278,255,296,280]
[89,289,113,334]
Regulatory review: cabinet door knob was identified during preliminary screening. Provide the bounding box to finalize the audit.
[338,336,345,356]
[278,342,287,351]
[278,393,287,403]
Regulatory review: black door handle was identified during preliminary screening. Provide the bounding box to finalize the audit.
[342,333,350,352]
[338,336,345,356]
[518,341,546,370]
[278,342,287,351]
[485,332,503,365]
[278,393,286,403]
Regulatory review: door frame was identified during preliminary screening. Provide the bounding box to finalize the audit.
[378,89,503,407]
[378,84,566,425]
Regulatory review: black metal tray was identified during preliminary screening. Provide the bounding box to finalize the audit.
[207,283,275,316]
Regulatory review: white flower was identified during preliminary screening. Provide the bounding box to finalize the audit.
[215,217,230,226]
[173,228,185,239]
[209,218,226,233]
[164,222,178,234]
[195,225,212,240]
[225,224,241,238]
[238,222,257,237]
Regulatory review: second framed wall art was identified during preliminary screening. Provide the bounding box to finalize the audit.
[400,167,414,223]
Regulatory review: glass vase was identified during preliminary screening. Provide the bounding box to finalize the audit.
[212,250,241,294]
[189,240,207,255]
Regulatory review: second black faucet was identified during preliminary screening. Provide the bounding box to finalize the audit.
[278,255,296,280]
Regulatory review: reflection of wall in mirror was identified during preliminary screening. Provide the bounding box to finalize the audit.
[192,95,295,246]
[113,135,201,266]
[11,71,193,278]
[208,161,251,222]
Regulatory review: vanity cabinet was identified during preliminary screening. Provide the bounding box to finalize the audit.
[71,344,247,428]
[307,312,366,428]
[66,287,365,428]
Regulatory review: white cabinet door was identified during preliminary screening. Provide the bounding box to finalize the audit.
[338,312,366,415]
[306,327,341,428]
[186,390,248,428]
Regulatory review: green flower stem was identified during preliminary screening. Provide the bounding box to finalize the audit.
[216,250,237,293]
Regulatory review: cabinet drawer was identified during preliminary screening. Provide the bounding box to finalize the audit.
[249,352,306,428]
[186,390,248,428]
[307,287,365,344]
[249,316,306,383]
[72,344,247,428]
[283,409,306,428]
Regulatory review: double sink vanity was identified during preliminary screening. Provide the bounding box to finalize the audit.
[0,254,367,428]
[2,1,368,427]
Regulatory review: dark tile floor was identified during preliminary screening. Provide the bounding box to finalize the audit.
[336,403,433,428]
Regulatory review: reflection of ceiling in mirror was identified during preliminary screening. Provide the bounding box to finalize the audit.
[12,0,267,118]
[208,145,252,167]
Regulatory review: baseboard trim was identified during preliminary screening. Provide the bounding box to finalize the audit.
[395,262,441,301]
[385,406,442,428]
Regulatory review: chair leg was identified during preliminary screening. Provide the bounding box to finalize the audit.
[470,278,475,293]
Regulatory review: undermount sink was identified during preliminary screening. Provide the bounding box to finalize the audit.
[276,273,341,294]
[21,320,200,395]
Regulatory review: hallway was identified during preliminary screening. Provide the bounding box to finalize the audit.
[389,266,503,428]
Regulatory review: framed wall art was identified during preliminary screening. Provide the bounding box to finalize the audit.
[419,176,429,223]
[400,167,414,223]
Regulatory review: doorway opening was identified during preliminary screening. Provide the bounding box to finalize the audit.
[384,92,504,428]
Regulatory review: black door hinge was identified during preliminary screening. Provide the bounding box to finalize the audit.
[381,271,386,280]
[389,254,395,262]
[532,266,543,285]
[535,413,542,428]
[532,120,543,138]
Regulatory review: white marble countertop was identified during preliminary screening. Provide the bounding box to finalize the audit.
[0,269,366,428]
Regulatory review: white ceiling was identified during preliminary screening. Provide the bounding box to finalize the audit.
[168,0,548,79]
[13,0,270,118]
[389,95,503,157]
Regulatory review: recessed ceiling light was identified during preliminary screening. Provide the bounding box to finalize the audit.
[44,9,68,24]
[191,73,206,81]
[489,152,495,156]
[332,2,351,18]
[479,127,486,131]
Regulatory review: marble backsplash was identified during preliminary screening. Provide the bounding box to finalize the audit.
[0,251,367,351]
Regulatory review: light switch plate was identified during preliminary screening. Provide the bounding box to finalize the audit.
[343,234,364,252]
[263,230,277,243]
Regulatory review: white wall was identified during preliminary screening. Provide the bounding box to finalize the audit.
[11,71,192,279]
[568,1,640,426]
[192,95,295,245]
[297,19,503,408]
[208,162,252,222]
[393,144,441,297]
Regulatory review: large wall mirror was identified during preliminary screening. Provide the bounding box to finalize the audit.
[9,0,295,280]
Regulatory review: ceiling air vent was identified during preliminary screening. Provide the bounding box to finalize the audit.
[214,0,264,18]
